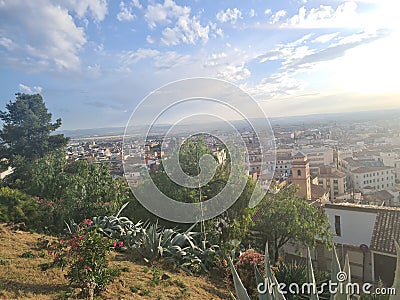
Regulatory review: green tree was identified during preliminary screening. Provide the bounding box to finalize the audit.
[131,136,257,251]
[0,93,68,186]
[253,184,333,263]
[0,93,68,160]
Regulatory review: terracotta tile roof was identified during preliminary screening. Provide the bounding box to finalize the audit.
[370,210,400,255]
[318,171,346,178]
[364,190,394,202]
[311,184,329,200]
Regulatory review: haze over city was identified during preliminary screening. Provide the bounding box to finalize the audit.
[1,0,399,129]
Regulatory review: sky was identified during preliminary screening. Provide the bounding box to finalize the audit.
[0,0,399,130]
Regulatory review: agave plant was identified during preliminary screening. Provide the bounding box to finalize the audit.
[133,221,219,273]
[92,202,144,247]
[229,243,357,300]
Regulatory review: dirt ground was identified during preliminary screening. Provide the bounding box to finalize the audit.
[0,224,233,299]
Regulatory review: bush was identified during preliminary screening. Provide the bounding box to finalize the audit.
[235,248,265,296]
[48,219,122,299]
[0,187,46,230]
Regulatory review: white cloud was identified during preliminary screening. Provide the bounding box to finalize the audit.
[283,2,358,28]
[0,37,16,50]
[18,84,32,94]
[270,10,287,24]
[161,15,210,46]
[0,0,87,70]
[286,29,389,71]
[204,52,228,67]
[249,9,256,18]
[257,35,314,65]
[118,48,190,71]
[144,0,190,29]
[146,35,155,44]
[119,48,160,65]
[58,0,108,22]
[117,1,135,21]
[19,84,43,94]
[132,0,142,9]
[153,51,191,70]
[87,64,101,78]
[145,0,213,46]
[312,32,339,43]
[217,64,251,82]
[250,73,304,98]
[264,9,272,15]
[216,8,242,24]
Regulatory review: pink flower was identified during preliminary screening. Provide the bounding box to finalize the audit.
[250,261,254,265]
[85,265,92,271]
[85,219,93,226]
[113,241,117,248]
[119,241,124,247]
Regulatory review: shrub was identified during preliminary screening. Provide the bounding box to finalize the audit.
[235,248,265,296]
[0,187,46,230]
[48,219,122,299]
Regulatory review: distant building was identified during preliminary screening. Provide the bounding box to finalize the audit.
[291,152,329,202]
[292,152,312,200]
[275,149,292,178]
[317,166,347,201]
[350,166,395,193]
[300,148,334,175]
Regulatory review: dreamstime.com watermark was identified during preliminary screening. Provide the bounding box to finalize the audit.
[257,272,396,296]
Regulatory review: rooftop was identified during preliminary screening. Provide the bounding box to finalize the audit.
[352,166,393,173]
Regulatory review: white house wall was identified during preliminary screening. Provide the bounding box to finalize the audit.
[325,208,377,246]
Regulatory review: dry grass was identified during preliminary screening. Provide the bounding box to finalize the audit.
[0,224,233,299]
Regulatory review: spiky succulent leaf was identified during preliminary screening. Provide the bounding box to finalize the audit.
[228,256,252,300]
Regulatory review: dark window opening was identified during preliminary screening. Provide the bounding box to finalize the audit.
[335,215,341,236]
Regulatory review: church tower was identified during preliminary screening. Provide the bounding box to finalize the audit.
[292,152,311,200]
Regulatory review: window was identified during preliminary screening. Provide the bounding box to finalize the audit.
[297,169,301,176]
[334,180,338,184]
[335,216,341,236]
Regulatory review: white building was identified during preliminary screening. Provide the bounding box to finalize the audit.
[350,166,395,193]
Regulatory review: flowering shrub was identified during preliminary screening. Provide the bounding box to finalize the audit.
[48,219,122,299]
[235,248,265,295]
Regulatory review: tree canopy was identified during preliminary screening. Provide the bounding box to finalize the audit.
[253,184,333,263]
[0,93,68,162]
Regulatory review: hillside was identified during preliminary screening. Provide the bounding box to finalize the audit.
[0,224,232,299]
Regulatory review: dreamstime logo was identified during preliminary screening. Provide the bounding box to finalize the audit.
[122,78,276,223]
[257,272,396,296]
[336,271,348,282]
